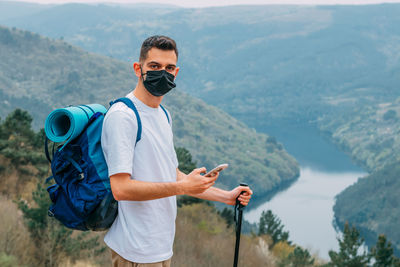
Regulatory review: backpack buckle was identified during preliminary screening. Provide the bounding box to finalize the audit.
[48,210,54,217]
[78,173,84,180]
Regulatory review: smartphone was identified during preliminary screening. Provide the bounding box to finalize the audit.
[204,163,229,177]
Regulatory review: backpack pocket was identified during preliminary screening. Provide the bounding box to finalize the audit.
[47,184,59,203]
[48,188,88,231]
[72,182,100,215]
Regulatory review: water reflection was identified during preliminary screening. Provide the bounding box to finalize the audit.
[256,121,362,173]
[245,167,366,260]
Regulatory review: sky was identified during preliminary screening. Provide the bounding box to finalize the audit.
[6,0,400,8]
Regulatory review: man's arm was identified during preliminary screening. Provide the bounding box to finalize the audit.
[176,169,253,206]
[110,167,217,201]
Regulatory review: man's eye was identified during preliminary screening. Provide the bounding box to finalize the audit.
[166,66,175,71]
[150,65,159,69]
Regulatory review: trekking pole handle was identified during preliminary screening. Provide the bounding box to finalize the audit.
[237,183,249,209]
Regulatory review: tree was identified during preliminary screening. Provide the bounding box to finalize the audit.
[218,207,234,228]
[0,109,47,168]
[1,109,35,141]
[289,246,315,266]
[177,194,212,208]
[328,222,370,267]
[175,146,196,174]
[32,128,46,149]
[175,146,211,207]
[371,234,400,267]
[279,246,315,267]
[258,210,290,247]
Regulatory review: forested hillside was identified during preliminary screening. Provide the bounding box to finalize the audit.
[0,25,299,200]
[334,161,400,254]
[319,97,400,253]
[2,3,399,126]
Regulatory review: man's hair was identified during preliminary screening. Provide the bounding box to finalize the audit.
[139,35,178,62]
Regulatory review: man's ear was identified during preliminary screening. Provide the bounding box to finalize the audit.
[133,62,142,78]
[174,67,180,80]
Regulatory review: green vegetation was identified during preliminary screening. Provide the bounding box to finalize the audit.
[254,210,400,266]
[0,109,48,199]
[279,246,315,267]
[175,146,197,174]
[371,235,400,267]
[333,162,400,254]
[328,223,370,267]
[256,210,319,266]
[324,222,400,267]
[0,109,106,266]
[175,146,212,208]
[258,210,290,247]
[318,100,400,172]
[316,74,400,255]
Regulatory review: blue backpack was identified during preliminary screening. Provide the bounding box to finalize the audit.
[45,97,170,231]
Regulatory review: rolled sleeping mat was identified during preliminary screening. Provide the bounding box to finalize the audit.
[45,104,107,146]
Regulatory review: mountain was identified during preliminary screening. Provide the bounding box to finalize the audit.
[2,3,399,126]
[3,3,399,165]
[0,1,54,21]
[0,25,299,200]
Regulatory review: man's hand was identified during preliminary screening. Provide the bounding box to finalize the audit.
[178,167,219,195]
[226,185,253,206]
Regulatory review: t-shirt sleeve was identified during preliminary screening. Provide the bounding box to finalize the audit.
[101,110,138,177]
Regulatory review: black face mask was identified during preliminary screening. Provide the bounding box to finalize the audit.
[141,69,176,97]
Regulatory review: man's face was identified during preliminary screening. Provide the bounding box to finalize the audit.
[136,48,179,80]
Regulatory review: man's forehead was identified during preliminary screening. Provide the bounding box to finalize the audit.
[144,48,177,64]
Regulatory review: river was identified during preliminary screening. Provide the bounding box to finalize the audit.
[244,121,366,260]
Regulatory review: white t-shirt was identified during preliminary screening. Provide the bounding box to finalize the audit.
[101,92,179,263]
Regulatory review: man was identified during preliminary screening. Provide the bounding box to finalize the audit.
[101,35,253,267]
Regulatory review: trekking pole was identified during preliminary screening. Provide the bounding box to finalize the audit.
[233,183,249,267]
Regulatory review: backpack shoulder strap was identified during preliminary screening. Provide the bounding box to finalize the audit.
[159,104,170,124]
[110,97,142,144]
